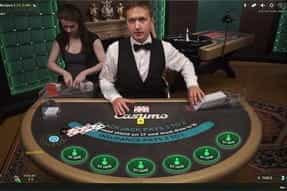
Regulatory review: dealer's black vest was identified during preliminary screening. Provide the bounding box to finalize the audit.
[115,38,166,98]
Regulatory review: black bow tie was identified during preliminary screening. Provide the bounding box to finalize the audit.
[133,43,152,52]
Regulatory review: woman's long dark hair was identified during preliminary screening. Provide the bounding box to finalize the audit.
[57,4,92,54]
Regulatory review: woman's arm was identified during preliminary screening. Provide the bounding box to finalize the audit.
[47,40,73,87]
[48,41,66,76]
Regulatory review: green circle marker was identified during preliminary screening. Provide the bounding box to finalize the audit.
[61,146,89,165]
[162,154,192,175]
[138,161,144,169]
[90,154,119,175]
[193,146,221,165]
[72,149,77,156]
[216,131,242,150]
[204,149,210,156]
[126,157,156,177]
[174,158,180,165]
[102,158,108,165]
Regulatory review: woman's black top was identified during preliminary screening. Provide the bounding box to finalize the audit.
[55,32,100,81]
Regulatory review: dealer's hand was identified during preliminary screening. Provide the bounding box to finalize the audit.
[73,71,87,88]
[188,86,205,105]
[112,97,135,116]
[63,72,73,87]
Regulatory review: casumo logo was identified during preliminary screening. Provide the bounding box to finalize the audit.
[114,113,168,119]
[134,106,150,113]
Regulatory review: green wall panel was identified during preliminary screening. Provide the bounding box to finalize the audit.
[273,9,287,53]
[0,0,62,95]
[151,0,166,39]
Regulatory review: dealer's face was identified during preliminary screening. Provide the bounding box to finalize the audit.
[60,19,79,36]
[126,7,152,43]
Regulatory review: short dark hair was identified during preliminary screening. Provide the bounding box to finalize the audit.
[123,1,153,18]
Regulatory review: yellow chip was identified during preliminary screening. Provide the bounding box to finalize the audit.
[137,117,145,125]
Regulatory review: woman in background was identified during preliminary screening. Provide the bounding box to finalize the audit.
[48,4,105,88]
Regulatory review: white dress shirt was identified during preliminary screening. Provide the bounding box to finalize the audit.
[99,35,199,102]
